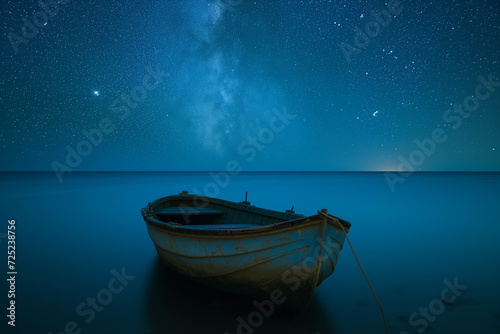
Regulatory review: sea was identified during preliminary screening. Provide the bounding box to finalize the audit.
[0,172,499,334]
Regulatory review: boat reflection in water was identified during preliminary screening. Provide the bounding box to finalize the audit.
[142,191,351,331]
[143,258,336,334]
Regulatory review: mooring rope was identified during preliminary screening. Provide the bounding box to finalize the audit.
[318,210,389,334]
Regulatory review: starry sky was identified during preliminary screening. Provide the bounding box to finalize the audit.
[1,0,499,172]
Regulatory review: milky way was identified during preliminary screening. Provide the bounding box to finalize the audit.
[0,0,499,171]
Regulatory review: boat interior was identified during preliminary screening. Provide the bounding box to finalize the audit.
[151,197,302,229]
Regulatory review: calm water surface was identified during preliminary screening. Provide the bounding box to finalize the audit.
[1,172,499,334]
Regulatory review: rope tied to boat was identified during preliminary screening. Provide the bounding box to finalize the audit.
[318,210,389,334]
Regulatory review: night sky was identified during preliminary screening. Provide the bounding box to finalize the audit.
[1,0,499,172]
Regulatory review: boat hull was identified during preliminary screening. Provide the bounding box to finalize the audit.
[142,195,348,311]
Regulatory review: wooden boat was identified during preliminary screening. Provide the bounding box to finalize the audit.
[141,191,351,312]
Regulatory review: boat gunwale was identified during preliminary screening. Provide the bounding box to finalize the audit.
[142,194,351,236]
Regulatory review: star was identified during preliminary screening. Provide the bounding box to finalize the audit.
[93,90,100,97]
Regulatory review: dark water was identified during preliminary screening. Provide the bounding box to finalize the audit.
[1,172,499,334]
